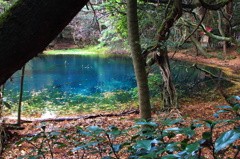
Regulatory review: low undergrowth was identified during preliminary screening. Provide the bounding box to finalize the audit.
[3,96,240,159]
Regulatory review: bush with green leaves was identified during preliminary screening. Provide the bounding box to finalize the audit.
[13,96,240,158]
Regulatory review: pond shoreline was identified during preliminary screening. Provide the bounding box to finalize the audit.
[169,51,240,71]
[47,43,240,71]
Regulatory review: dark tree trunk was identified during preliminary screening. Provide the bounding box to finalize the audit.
[154,0,182,109]
[0,0,89,85]
[154,47,177,109]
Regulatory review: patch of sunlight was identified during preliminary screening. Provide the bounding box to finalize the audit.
[44,46,109,55]
[41,110,56,119]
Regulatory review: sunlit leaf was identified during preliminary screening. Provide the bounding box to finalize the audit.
[215,105,232,109]
[234,96,240,100]
[214,110,231,118]
[215,130,240,152]
[164,127,182,132]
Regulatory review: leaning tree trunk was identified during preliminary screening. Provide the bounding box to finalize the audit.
[127,0,151,121]
[0,0,89,85]
[155,0,182,109]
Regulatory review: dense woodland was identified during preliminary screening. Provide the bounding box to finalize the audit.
[0,0,240,158]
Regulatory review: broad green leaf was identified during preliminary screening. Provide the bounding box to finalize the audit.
[182,127,195,137]
[167,119,185,126]
[215,130,240,152]
[76,129,91,136]
[87,126,105,135]
[214,110,231,118]
[215,105,232,109]
[112,144,121,152]
[234,96,240,100]
[202,131,212,140]
[71,142,100,152]
[28,157,38,159]
[161,154,180,159]
[180,139,190,149]
[135,122,158,127]
[49,132,63,136]
[136,140,152,151]
[107,130,121,137]
[164,142,180,152]
[87,126,101,132]
[109,125,118,131]
[232,105,240,111]
[164,127,182,132]
[186,142,199,154]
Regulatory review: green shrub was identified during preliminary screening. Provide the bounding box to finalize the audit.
[14,96,240,158]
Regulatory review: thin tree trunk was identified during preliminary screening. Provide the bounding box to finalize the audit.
[17,65,25,126]
[217,11,227,55]
[127,0,151,120]
[0,0,89,85]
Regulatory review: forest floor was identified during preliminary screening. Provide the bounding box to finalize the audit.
[2,44,240,158]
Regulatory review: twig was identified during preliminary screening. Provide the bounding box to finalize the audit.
[105,133,120,159]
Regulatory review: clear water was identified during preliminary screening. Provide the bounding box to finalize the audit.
[4,54,136,96]
[4,54,235,99]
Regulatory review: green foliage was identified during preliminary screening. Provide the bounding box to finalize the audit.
[3,88,136,116]
[14,96,240,158]
[130,74,163,99]
[216,52,225,60]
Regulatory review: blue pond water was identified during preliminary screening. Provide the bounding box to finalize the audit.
[4,54,235,99]
[5,54,137,95]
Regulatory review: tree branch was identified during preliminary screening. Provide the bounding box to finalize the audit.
[198,0,232,10]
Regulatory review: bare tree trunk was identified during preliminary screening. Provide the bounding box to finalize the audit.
[127,0,151,120]
[0,0,89,85]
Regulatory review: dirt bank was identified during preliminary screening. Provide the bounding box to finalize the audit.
[169,49,240,71]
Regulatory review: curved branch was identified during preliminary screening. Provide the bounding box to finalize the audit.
[200,24,240,47]
[198,0,232,10]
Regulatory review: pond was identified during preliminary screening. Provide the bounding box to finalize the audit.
[5,54,136,96]
[3,54,238,115]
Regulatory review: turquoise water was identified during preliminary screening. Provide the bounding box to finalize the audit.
[4,54,136,96]
[4,54,235,100]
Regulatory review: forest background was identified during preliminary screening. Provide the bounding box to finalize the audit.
[0,0,240,158]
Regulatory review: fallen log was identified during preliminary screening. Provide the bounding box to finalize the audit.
[4,109,139,124]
